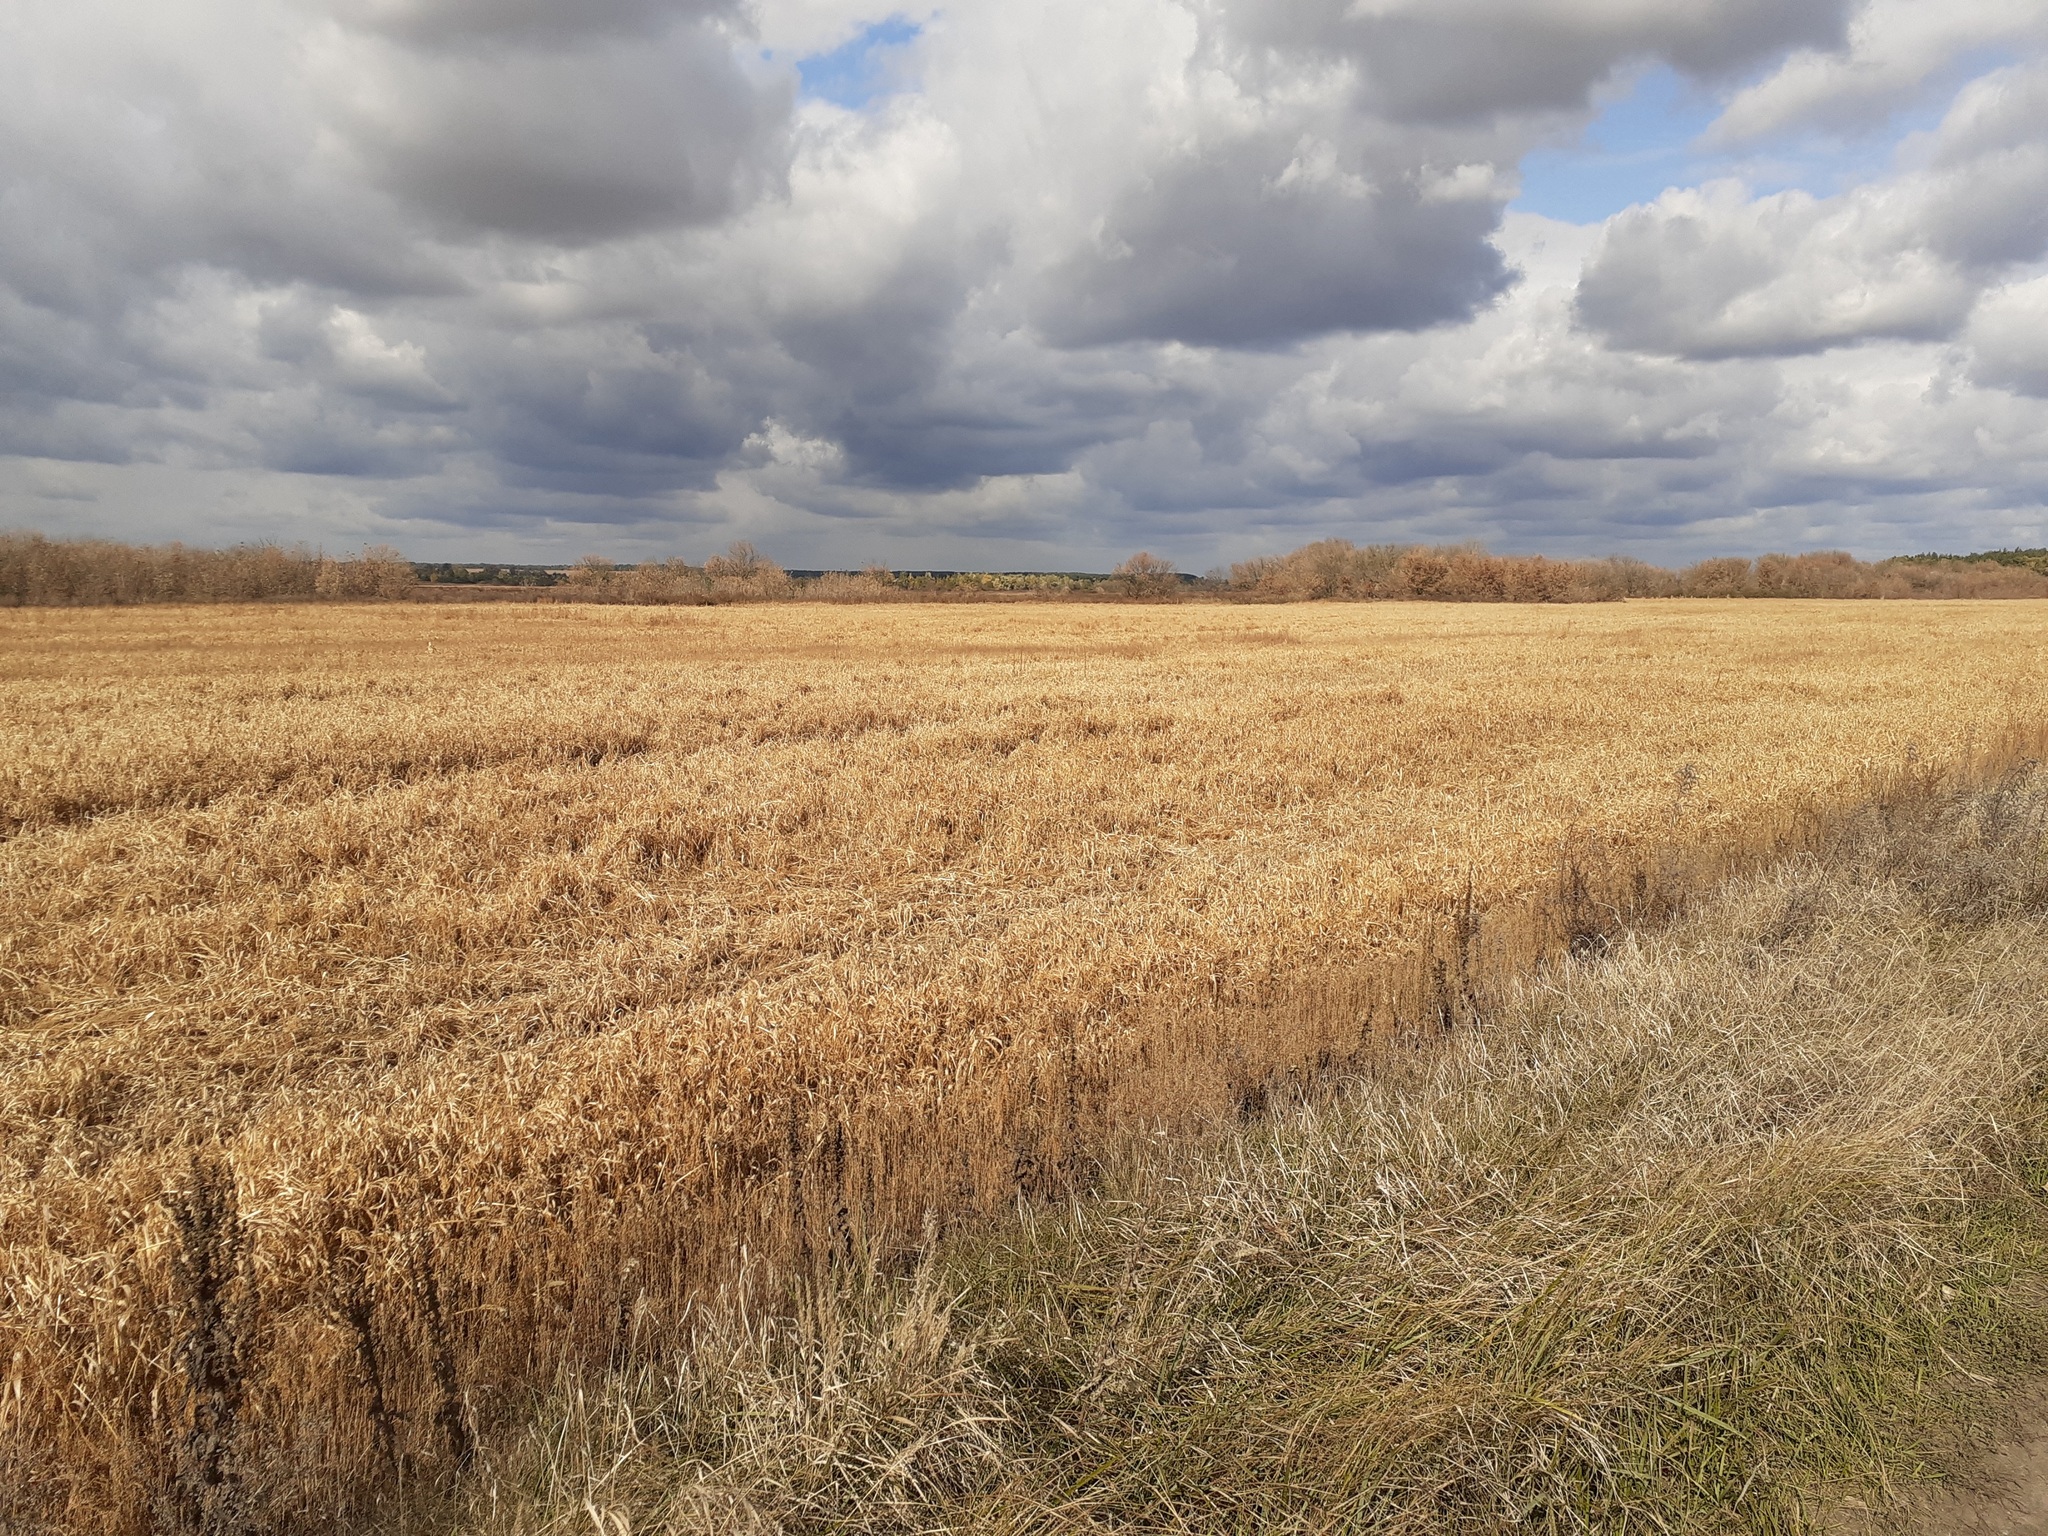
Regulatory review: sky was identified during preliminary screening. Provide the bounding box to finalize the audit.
[2,0,2046,570]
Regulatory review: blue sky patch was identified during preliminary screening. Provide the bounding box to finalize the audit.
[1513,66,1722,223]
[798,17,923,110]
[1510,60,1974,225]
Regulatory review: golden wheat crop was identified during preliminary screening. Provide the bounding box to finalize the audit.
[469,772,2048,1536]
[2,598,2044,1533]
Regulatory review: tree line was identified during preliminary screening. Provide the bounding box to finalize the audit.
[6,529,2046,606]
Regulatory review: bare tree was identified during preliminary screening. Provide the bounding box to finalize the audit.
[1111,551,1179,598]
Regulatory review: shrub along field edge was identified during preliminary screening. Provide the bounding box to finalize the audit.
[7,530,2048,606]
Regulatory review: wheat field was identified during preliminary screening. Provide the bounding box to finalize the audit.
[470,770,2048,1535]
[3,599,2045,1533]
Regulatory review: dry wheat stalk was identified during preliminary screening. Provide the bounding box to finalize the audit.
[2,599,2044,1532]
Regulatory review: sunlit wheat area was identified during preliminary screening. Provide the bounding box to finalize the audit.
[4,599,2046,1531]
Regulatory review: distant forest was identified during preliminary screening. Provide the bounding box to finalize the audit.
[5,530,2048,606]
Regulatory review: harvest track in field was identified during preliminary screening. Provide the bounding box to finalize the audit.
[3,599,2046,1531]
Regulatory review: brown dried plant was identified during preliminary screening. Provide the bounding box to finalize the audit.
[158,1154,257,1536]
[465,771,2048,1535]
[1,598,2045,1532]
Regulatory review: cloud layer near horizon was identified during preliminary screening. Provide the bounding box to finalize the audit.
[1,0,2045,566]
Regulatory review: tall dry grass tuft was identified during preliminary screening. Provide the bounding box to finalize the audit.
[3,601,2046,1532]
[471,769,2048,1534]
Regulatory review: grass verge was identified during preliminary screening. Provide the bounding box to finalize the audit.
[457,769,2048,1535]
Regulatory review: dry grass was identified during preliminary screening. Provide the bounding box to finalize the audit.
[3,599,2046,1533]
[471,769,2048,1535]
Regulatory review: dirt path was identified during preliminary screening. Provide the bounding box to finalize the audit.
[1885,1393,2048,1535]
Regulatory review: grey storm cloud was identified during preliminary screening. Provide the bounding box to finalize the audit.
[2,0,2047,566]
[343,0,729,48]
[1223,0,1853,121]
[344,21,792,242]
[1027,0,1857,352]
[1034,138,1513,349]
